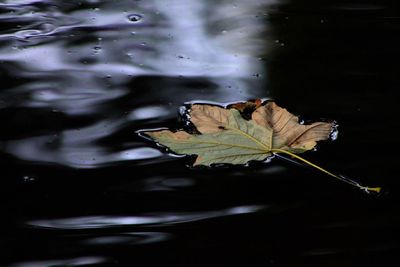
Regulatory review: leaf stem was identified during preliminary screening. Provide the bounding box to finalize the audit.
[270,148,381,194]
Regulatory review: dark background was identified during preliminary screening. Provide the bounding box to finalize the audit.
[1,0,400,266]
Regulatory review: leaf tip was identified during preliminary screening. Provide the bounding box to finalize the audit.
[193,156,206,167]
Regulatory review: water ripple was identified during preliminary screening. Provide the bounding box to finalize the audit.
[9,256,111,267]
[4,134,162,168]
[26,205,265,229]
[82,232,172,246]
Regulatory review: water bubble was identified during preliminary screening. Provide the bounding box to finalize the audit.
[127,14,143,22]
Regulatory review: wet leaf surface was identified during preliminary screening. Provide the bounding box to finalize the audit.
[145,101,333,166]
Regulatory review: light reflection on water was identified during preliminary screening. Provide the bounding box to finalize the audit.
[4,134,163,168]
[82,232,172,246]
[0,0,273,168]
[8,256,111,267]
[26,205,265,229]
[2,0,399,266]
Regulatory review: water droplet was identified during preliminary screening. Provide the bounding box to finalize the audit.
[330,123,339,141]
[127,14,143,22]
[23,176,36,183]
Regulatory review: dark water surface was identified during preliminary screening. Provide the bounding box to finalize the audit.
[1,0,400,266]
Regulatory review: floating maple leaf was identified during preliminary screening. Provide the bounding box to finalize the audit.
[143,100,380,193]
[145,101,332,166]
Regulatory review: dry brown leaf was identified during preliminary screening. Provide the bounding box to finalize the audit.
[145,100,333,165]
[228,98,263,112]
[143,100,381,193]
[252,102,333,153]
[189,104,230,133]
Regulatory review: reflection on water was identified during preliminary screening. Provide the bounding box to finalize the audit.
[82,232,172,246]
[4,134,163,168]
[2,0,399,266]
[9,257,111,267]
[0,0,272,168]
[27,205,265,229]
